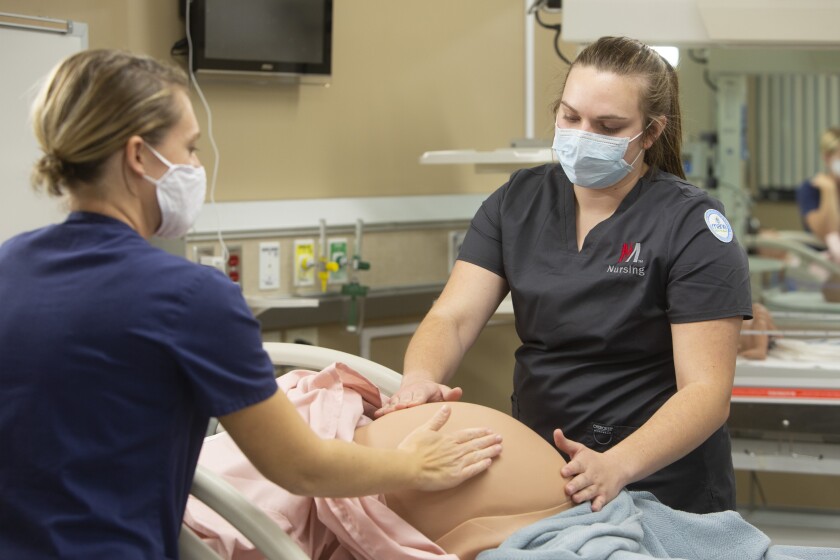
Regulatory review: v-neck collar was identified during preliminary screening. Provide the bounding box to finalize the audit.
[563,174,648,254]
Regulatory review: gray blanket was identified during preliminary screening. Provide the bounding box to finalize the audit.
[476,491,839,560]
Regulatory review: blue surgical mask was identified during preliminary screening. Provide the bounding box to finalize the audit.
[552,126,648,189]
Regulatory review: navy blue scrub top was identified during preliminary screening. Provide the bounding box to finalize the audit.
[795,178,822,233]
[459,165,753,513]
[0,212,278,559]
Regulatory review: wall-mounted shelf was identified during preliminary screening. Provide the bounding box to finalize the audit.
[244,295,319,318]
[419,148,553,165]
[416,2,556,174]
[419,148,553,174]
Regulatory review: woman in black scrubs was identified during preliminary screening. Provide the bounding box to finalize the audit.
[377,36,752,514]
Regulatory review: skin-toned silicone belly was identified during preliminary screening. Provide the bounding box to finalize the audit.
[354,402,572,559]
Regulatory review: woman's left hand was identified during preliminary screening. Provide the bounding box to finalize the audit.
[553,428,629,512]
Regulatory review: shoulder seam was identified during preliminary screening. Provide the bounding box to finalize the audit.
[663,192,705,270]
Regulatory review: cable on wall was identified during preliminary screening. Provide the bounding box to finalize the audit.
[687,48,718,93]
[528,0,572,66]
[184,0,228,261]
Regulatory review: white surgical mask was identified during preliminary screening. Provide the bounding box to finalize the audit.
[143,143,206,238]
[830,158,840,179]
[552,125,648,189]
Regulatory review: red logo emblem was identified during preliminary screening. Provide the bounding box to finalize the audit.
[618,242,641,263]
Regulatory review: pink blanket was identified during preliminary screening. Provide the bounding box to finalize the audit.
[183,363,458,560]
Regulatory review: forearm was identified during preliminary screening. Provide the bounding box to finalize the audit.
[221,394,418,496]
[401,261,508,388]
[267,437,419,497]
[606,383,730,484]
[402,309,469,385]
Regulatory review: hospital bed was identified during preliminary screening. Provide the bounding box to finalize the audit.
[179,342,403,560]
[745,233,840,315]
[179,341,840,559]
[730,332,840,544]
[731,349,840,477]
[735,234,840,475]
[731,291,840,494]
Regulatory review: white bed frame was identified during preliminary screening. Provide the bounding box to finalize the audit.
[732,356,840,476]
[179,342,840,557]
[744,233,840,314]
[179,342,403,560]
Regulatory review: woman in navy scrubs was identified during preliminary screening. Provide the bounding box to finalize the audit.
[378,36,752,514]
[796,127,840,262]
[0,49,501,559]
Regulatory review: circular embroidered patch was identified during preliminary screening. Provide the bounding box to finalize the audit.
[704,209,733,243]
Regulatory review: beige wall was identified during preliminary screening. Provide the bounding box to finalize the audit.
[2,0,571,201]
[319,320,520,413]
[187,0,524,200]
[4,1,727,205]
[0,0,184,58]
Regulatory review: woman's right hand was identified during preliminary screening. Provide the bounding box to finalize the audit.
[397,404,502,491]
[374,379,463,418]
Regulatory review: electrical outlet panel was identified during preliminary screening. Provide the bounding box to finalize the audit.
[195,245,241,286]
[448,230,467,272]
[293,239,315,287]
[194,245,214,263]
[258,241,280,290]
[327,237,348,284]
[226,245,242,286]
[199,255,225,273]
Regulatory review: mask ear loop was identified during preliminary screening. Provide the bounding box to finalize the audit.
[626,121,655,167]
[141,143,174,184]
[631,120,656,144]
[627,144,645,168]
[144,143,175,168]
[641,117,668,148]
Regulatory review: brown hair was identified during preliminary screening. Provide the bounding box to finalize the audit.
[552,36,685,179]
[31,49,188,196]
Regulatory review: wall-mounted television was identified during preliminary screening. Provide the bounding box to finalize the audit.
[184,0,333,82]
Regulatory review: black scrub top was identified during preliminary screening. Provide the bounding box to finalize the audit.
[459,164,753,513]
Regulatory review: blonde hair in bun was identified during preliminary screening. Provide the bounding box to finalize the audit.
[30,49,188,197]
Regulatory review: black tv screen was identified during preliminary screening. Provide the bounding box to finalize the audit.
[187,0,333,79]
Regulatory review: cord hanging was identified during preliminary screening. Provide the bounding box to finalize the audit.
[532,4,572,66]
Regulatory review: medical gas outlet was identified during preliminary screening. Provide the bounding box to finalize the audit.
[327,238,349,284]
[317,259,339,292]
[293,239,316,288]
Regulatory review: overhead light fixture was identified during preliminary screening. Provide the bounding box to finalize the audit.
[651,45,679,67]
[562,0,840,48]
